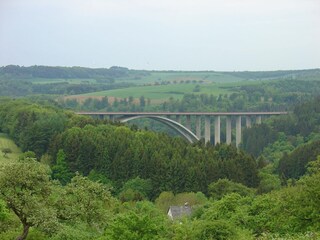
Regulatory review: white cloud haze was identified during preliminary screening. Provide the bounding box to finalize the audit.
[0,0,319,70]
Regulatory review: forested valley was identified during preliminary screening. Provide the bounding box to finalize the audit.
[0,66,320,239]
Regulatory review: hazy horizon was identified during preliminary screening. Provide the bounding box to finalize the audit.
[1,0,319,71]
[1,64,320,73]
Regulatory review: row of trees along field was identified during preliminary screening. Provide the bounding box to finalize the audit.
[0,96,320,239]
[57,79,320,146]
[59,79,320,113]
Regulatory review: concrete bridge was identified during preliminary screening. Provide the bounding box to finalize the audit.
[77,112,287,147]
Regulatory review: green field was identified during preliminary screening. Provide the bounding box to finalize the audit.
[31,72,248,85]
[79,83,226,100]
[116,71,247,84]
[0,133,21,163]
[76,80,260,102]
[17,69,310,104]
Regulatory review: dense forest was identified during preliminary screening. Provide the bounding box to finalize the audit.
[0,94,320,239]
[0,65,320,239]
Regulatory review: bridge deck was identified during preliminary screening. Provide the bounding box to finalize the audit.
[77,111,288,116]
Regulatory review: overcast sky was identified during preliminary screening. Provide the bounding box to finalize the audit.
[0,0,319,70]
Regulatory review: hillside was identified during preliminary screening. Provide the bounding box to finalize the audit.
[1,65,319,98]
[1,65,319,82]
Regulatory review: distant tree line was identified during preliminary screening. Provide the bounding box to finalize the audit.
[221,68,320,80]
[0,65,148,79]
[2,65,318,80]
[0,79,135,96]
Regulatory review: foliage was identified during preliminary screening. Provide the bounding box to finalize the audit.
[0,158,58,240]
[242,124,277,157]
[0,133,21,163]
[0,65,131,80]
[49,223,99,240]
[246,159,320,234]
[55,174,114,229]
[0,151,116,239]
[51,149,73,185]
[102,201,169,240]
[256,170,281,194]
[155,191,175,213]
[208,178,255,200]
[1,91,320,239]
[191,219,239,240]
[155,191,208,213]
[277,140,320,180]
[119,177,153,202]
[87,169,114,188]
[260,132,296,164]
[257,232,319,240]
[51,124,259,198]
[0,99,67,157]
[188,193,255,239]
[0,199,8,221]
[1,147,12,157]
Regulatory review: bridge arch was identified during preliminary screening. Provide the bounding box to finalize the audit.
[118,115,199,143]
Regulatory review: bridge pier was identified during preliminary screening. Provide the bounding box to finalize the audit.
[256,115,262,124]
[196,115,201,139]
[226,116,232,144]
[186,115,191,130]
[246,116,252,128]
[215,116,221,144]
[176,115,181,124]
[205,116,211,143]
[236,116,242,147]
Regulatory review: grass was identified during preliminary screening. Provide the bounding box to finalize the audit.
[26,72,246,85]
[31,72,248,85]
[24,71,261,103]
[73,80,260,102]
[79,83,232,100]
[82,83,200,99]
[117,71,246,84]
[0,133,21,164]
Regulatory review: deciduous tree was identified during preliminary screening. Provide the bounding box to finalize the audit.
[0,158,58,240]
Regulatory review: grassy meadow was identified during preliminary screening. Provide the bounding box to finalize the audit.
[13,69,292,104]
[116,71,247,84]
[17,69,296,104]
[69,80,261,103]
[26,71,246,85]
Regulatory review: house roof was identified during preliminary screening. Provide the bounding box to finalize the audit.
[167,205,192,220]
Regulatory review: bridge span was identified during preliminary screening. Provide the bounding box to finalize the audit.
[77,111,287,147]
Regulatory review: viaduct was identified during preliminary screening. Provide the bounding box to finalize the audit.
[77,112,287,147]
